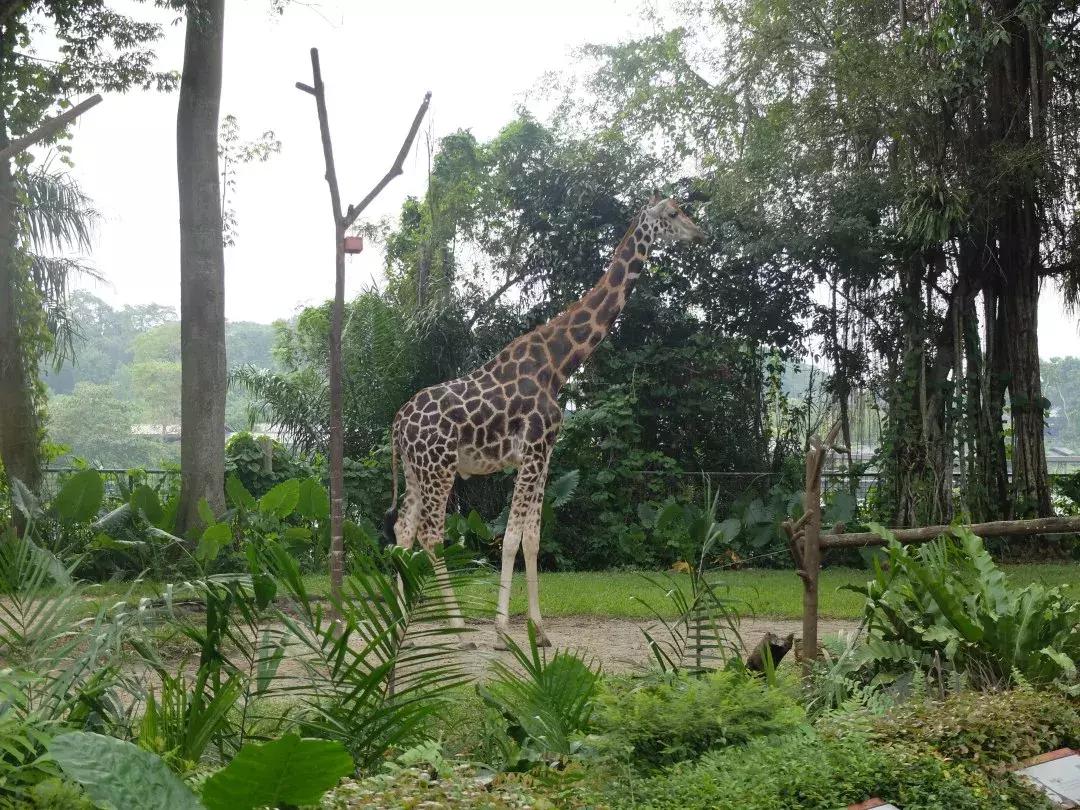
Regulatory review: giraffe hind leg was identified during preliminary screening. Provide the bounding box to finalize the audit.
[415,466,473,644]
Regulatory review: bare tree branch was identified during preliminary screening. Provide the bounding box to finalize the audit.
[342,91,431,229]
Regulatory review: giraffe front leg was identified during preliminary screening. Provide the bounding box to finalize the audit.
[521,500,550,647]
[494,512,523,651]
[494,471,536,650]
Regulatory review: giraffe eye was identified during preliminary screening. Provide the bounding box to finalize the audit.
[669,212,677,218]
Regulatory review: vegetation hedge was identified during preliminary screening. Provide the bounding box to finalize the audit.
[594,670,804,767]
[861,687,1080,767]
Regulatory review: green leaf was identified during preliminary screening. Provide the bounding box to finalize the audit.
[53,470,104,524]
[1042,647,1077,678]
[717,518,742,544]
[197,522,232,563]
[296,477,330,520]
[225,475,256,510]
[259,479,300,519]
[198,498,216,526]
[131,485,163,524]
[50,731,204,810]
[283,526,312,541]
[547,469,580,508]
[10,478,41,521]
[200,734,353,810]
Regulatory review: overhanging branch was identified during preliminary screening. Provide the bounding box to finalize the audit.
[0,94,103,164]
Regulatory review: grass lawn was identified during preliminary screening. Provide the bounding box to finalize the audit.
[85,563,1079,621]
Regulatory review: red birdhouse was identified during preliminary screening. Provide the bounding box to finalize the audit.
[343,235,364,254]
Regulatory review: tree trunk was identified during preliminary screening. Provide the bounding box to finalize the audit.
[0,28,42,512]
[1003,265,1051,515]
[176,0,227,532]
[986,1,1051,518]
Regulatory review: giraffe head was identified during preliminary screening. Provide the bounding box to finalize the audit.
[642,191,706,243]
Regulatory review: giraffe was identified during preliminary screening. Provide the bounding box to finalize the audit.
[385,192,706,647]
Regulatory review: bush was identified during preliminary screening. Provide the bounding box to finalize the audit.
[225,432,313,499]
[863,687,1080,767]
[851,528,1080,687]
[603,730,1051,810]
[595,670,804,766]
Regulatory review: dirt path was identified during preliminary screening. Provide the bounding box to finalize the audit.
[448,615,861,676]
[137,614,861,687]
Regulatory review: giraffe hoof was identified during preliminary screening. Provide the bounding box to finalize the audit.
[457,640,478,651]
[534,630,552,648]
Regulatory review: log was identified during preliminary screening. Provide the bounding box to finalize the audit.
[821,515,1080,549]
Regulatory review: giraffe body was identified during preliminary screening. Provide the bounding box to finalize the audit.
[387,194,705,645]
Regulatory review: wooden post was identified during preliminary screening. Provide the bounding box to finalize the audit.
[784,421,841,678]
[297,49,430,620]
[801,440,822,677]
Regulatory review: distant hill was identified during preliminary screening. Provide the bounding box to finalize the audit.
[43,291,279,467]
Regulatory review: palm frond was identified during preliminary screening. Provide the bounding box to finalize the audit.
[19,168,99,255]
[260,542,488,771]
[229,365,327,454]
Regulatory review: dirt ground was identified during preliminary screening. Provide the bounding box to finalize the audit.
[447,615,862,676]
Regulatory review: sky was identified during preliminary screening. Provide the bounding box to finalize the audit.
[59,0,1080,357]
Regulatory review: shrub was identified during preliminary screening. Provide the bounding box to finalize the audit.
[595,670,804,766]
[224,432,313,498]
[864,687,1080,767]
[850,528,1080,687]
[605,730,1051,810]
[478,622,599,769]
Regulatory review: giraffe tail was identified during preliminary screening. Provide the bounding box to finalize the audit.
[382,428,399,548]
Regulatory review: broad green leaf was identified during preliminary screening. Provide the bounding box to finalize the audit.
[1042,647,1077,677]
[10,478,40,520]
[131,484,163,524]
[197,522,232,563]
[53,470,104,524]
[466,509,492,541]
[225,475,256,510]
[283,526,312,541]
[50,731,204,810]
[296,477,330,520]
[717,518,742,544]
[259,479,300,518]
[547,469,580,508]
[200,734,352,810]
[198,498,216,526]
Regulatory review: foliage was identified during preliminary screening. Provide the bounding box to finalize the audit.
[850,528,1080,687]
[634,484,745,673]
[324,759,548,809]
[49,732,203,810]
[47,383,172,469]
[864,687,1080,768]
[223,432,313,500]
[602,728,1050,810]
[0,523,144,803]
[477,622,599,768]
[595,669,804,768]
[264,542,485,771]
[217,114,280,248]
[43,293,278,467]
[200,734,352,810]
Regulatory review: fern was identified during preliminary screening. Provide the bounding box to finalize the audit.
[261,542,487,771]
[477,621,599,763]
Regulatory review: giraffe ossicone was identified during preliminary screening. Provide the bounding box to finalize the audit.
[385,194,706,647]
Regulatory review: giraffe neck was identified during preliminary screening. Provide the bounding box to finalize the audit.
[539,210,654,390]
